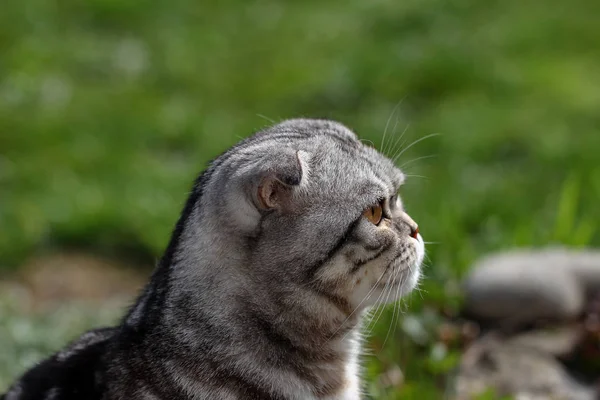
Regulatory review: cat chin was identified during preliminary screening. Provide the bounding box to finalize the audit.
[414,233,425,263]
[405,233,425,292]
[404,262,422,293]
[375,234,424,303]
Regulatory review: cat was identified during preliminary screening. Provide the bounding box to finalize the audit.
[2,119,425,400]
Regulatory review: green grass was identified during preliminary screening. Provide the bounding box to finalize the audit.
[1,0,600,397]
[0,292,124,389]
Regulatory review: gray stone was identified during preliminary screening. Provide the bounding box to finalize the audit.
[463,248,600,326]
[507,326,583,357]
[452,334,596,400]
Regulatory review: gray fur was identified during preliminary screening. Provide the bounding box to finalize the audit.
[2,119,425,400]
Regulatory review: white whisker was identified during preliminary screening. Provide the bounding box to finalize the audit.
[364,272,395,338]
[388,123,411,162]
[398,154,438,169]
[380,267,403,349]
[403,174,429,180]
[328,267,388,340]
[362,284,388,338]
[387,117,401,156]
[360,139,375,148]
[381,98,406,156]
[255,113,276,123]
[392,133,442,163]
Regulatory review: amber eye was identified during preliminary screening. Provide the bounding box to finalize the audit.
[363,204,383,225]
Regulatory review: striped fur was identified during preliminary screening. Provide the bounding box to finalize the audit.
[2,119,424,400]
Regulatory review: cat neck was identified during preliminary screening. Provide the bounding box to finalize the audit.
[121,212,367,398]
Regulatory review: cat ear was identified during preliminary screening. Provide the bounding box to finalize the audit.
[255,150,309,211]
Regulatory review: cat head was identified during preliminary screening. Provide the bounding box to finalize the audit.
[172,119,424,318]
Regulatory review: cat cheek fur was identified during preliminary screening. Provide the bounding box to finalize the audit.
[315,213,424,312]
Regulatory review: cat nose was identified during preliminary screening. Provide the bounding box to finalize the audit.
[410,226,420,239]
[400,212,419,239]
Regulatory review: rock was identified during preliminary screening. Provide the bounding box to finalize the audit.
[452,333,597,400]
[507,326,583,357]
[463,248,600,326]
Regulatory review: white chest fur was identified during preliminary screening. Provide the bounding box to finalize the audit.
[321,332,362,400]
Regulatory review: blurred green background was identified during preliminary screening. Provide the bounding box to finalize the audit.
[1,0,600,397]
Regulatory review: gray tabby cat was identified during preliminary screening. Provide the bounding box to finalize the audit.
[2,119,424,400]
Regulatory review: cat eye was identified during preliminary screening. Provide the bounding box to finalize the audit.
[363,203,383,225]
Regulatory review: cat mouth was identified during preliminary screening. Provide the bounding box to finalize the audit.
[375,252,420,289]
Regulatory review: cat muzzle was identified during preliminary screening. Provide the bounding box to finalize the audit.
[400,212,419,239]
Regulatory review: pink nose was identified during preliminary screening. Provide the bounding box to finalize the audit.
[411,226,419,239]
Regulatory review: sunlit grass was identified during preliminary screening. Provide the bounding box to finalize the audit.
[0,290,124,389]
[1,0,599,396]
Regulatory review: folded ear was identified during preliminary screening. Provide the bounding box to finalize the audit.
[254,149,309,211]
